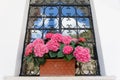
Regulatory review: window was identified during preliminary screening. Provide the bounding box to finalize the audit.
[20,0,101,76]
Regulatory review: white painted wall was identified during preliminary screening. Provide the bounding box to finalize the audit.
[0,0,120,80]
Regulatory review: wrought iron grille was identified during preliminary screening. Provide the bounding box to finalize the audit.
[20,0,101,76]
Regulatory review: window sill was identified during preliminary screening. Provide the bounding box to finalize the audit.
[5,76,115,80]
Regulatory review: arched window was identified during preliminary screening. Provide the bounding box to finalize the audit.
[20,0,101,76]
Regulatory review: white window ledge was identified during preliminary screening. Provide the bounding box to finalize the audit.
[5,76,115,80]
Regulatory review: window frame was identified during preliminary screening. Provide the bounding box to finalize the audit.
[15,0,105,76]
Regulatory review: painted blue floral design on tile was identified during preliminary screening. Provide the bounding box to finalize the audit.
[31,30,42,42]
[33,18,43,29]
[77,18,90,27]
[77,8,85,16]
[44,18,58,28]
[31,3,90,41]
[45,7,58,16]
[62,6,75,16]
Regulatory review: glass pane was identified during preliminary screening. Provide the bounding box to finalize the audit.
[46,0,59,4]
[44,18,59,29]
[43,30,59,39]
[28,18,35,28]
[83,43,95,58]
[30,30,42,42]
[30,7,43,16]
[30,0,44,4]
[75,59,98,75]
[77,18,90,28]
[78,30,94,42]
[45,6,59,16]
[30,6,59,17]
[62,18,77,28]
[62,6,76,16]
[77,7,89,16]
[62,29,78,38]
[76,0,90,5]
[28,18,43,29]
[21,60,40,75]
[30,0,90,5]
[61,0,74,4]
[28,18,59,29]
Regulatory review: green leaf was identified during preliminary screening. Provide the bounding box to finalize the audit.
[64,56,68,61]
[34,58,39,66]
[78,42,84,46]
[44,54,49,58]
[71,41,76,48]
[65,54,74,61]
[57,51,64,58]
[60,44,65,51]
[37,57,46,65]
[31,53,35,57]
[56,44,65,58]
[34,57,46,66]
[24,53,35,61]
[49,52,57,58]
[26,56,33,62]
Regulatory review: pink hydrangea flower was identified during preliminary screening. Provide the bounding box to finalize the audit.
[72,38,78,43]
[62,36,72,45]
[73,46,91,63]
[46,40,60,52]
[45,33,54,39]
[51,33,63,42]
[25,43,33,56]
[33,38,44,47]
[34,44,49,57]
[63,45,73,55]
